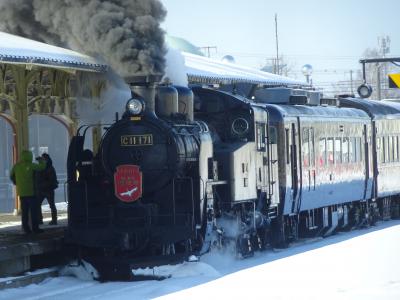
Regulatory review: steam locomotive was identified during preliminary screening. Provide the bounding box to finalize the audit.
[65,76,400,280]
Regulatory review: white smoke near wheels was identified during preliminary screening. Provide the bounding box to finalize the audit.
[0,0,167,77]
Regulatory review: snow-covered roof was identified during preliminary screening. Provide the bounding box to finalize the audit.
[183,52,307,87]
[0,32,107,72]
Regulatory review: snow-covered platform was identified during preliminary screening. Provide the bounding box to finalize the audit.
[0,214,65,280]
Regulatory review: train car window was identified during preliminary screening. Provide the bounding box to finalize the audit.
[376,137,381,163]
[395,136,399,162]
[286,128,290,164]
[342,137,349,163]
[302,128,310,167]
[354,137,360,162]
[319,138,326,166]
[389,136,394,162]
[386,137,390,163]
[377,137,382,163]
[256,123,266,151]
[383,137,387,163]
[335,138,342,164]
[269,126,277,144]
[310,128,315,167]
[386,136,389,163]
[356,137,362,162]
[327,138,334,165]
[355,137,359,162]
[349,137,356,163]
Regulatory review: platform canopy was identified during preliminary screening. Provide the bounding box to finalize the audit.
[0,31,107,73]
[0,32,110,214]
[0,31,108,165]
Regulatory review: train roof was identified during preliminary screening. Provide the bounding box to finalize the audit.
[193,86,370,122]
[260,102,370,122]
[192,85,251,104]
[339,98,400,120]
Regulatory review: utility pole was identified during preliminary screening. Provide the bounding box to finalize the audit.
[377,36,391,99]
[377,64,382,100]
[350,70,354,94]
[198,46,217,58]
[275,13,280,75]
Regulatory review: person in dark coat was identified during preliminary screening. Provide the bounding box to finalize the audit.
[10,150,46,234]
[36,153,59,225]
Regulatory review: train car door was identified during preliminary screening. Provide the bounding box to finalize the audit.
[363,124,371,200]
[256,122,269,196]
[290,119,302,213]
[371,121,378,200]
[302,127,316,193]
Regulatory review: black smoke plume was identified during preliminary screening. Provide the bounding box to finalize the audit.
[0,0,167,76]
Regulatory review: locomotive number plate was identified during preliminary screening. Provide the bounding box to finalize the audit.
[121,134,153,146]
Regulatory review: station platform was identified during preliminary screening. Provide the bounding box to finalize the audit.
[0,211,67,279]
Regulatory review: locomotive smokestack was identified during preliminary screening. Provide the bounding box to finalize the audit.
[125,75,162,116]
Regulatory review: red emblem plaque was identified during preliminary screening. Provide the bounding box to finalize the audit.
[114,165,142,202]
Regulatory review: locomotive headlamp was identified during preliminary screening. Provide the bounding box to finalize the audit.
[126,98,145,115]
[357,84,373,99]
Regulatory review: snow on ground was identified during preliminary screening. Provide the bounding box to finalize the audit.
[1,220,399,300]
[0,202,67,229]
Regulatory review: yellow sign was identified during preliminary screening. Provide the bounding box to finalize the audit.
[389,74,400,88]
[121,134,153,146]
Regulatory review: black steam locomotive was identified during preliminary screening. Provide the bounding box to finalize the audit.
[66,77,400,280]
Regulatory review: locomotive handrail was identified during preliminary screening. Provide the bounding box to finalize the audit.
[77,123,113,137]
[206,180,228,186]
[82,181,89,228]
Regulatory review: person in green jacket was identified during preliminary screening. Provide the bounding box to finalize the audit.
[10,150,46,234]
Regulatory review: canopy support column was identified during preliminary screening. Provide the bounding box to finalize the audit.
[10,66,37,213]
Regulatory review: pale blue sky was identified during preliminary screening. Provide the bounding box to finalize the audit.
[161,0,400,91]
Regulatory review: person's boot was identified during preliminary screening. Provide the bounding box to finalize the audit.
[49,210,57,225]
[49,220,57,225]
